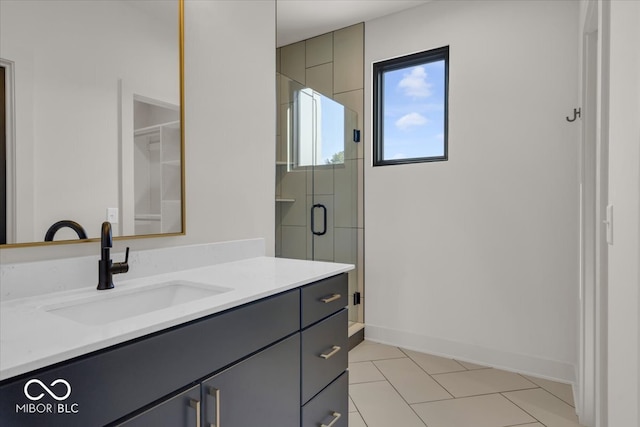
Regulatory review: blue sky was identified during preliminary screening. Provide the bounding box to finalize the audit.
[319,96,345,164]
[382,60,445,160]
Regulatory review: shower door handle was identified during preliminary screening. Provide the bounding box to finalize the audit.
[311,204,327,236]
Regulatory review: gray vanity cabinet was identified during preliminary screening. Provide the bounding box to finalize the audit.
[0,273,348,427]
[119,334,300,427]
[201,334,300,427]
[116,385,201,427]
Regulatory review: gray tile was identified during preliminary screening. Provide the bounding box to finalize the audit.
[349,361,385,384]
[280,41,305,84]
[433,369,537,397]
[306,63,333,98]
[373,358,452,404]
[350,381,426,427]
[333,160,358,228]
[403,349,467,374]
[523,374,575,407]
[349,340,406,362]
[306,33,333,67]
[307,163,334,195]
[333,23,363,93]
[412,394,536,427]
[503,388,585,427]
[334,227,357,265]
[280,226,307,260]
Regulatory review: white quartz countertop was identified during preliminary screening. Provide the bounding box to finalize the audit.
[0,256,353,381]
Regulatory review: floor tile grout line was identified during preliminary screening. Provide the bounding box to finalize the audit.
[408,395,462,406]
[365,356,430,427]
[500,390,548,426]
[398,345,496,375]
[349,355,406,363]
[398,346,473,376]
[351,379,428,427]
[348,403,370,427]
[503,387,585,426]
[505,422,548,427]
[409,387,543,402]
[516,373,576,408]
[372,351,458,400]
[351,408,369,426]
[371,354,457,401]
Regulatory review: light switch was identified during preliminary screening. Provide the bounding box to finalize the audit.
[107,207,119,224]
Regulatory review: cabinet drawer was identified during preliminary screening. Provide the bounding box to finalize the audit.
[301,274,348,328]
[301,309,348,404]
[301,372,348,427]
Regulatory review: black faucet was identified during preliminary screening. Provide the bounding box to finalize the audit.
[44,220,88,241]
[97,221,130,290]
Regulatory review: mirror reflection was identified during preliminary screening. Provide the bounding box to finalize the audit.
[0,0,183,245]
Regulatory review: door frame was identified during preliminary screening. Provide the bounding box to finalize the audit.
[0,58,16,245]
[578,1,608,425]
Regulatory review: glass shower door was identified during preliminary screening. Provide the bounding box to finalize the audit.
[276,75,360,324]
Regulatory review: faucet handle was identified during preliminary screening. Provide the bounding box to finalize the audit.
[112,247,130,275]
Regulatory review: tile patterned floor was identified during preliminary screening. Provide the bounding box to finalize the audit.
[348,340,585,427]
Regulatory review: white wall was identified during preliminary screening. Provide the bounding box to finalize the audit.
[364,0,580,381]
[0,0,276,262]
[605,0,640,424]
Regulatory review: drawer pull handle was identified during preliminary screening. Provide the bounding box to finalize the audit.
[188,399,201,427]
[208,387,221,427]
[321,294,341,303]
[320,345,341,359]
[320,411,342,427]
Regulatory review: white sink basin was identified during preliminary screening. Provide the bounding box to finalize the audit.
[43,281,232,325]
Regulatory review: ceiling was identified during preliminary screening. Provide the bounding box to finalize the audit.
[276,0,432,47]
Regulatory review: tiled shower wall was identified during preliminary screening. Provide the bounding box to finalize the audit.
[275,23,364,322]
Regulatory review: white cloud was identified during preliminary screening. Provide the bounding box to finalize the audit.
[398,66,432,98]
[395,112,428,130]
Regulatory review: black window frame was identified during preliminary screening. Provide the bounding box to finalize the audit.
[373,46,449,166]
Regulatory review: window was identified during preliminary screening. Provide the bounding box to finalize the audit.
[373,46,449,166]
[295,88,345,168]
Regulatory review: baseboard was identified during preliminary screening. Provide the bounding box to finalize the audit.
[365,324,576,384]
[349,327,365,351]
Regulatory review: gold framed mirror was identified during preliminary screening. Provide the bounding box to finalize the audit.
[0,0,185,247]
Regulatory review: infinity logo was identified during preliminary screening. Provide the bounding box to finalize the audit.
[24,379,72,401]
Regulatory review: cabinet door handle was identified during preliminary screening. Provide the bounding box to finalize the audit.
[188,399,201,427]
[208,387,220,427]
[321,293,341,303]
[320,345,341,359]
[320,411,342,427]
